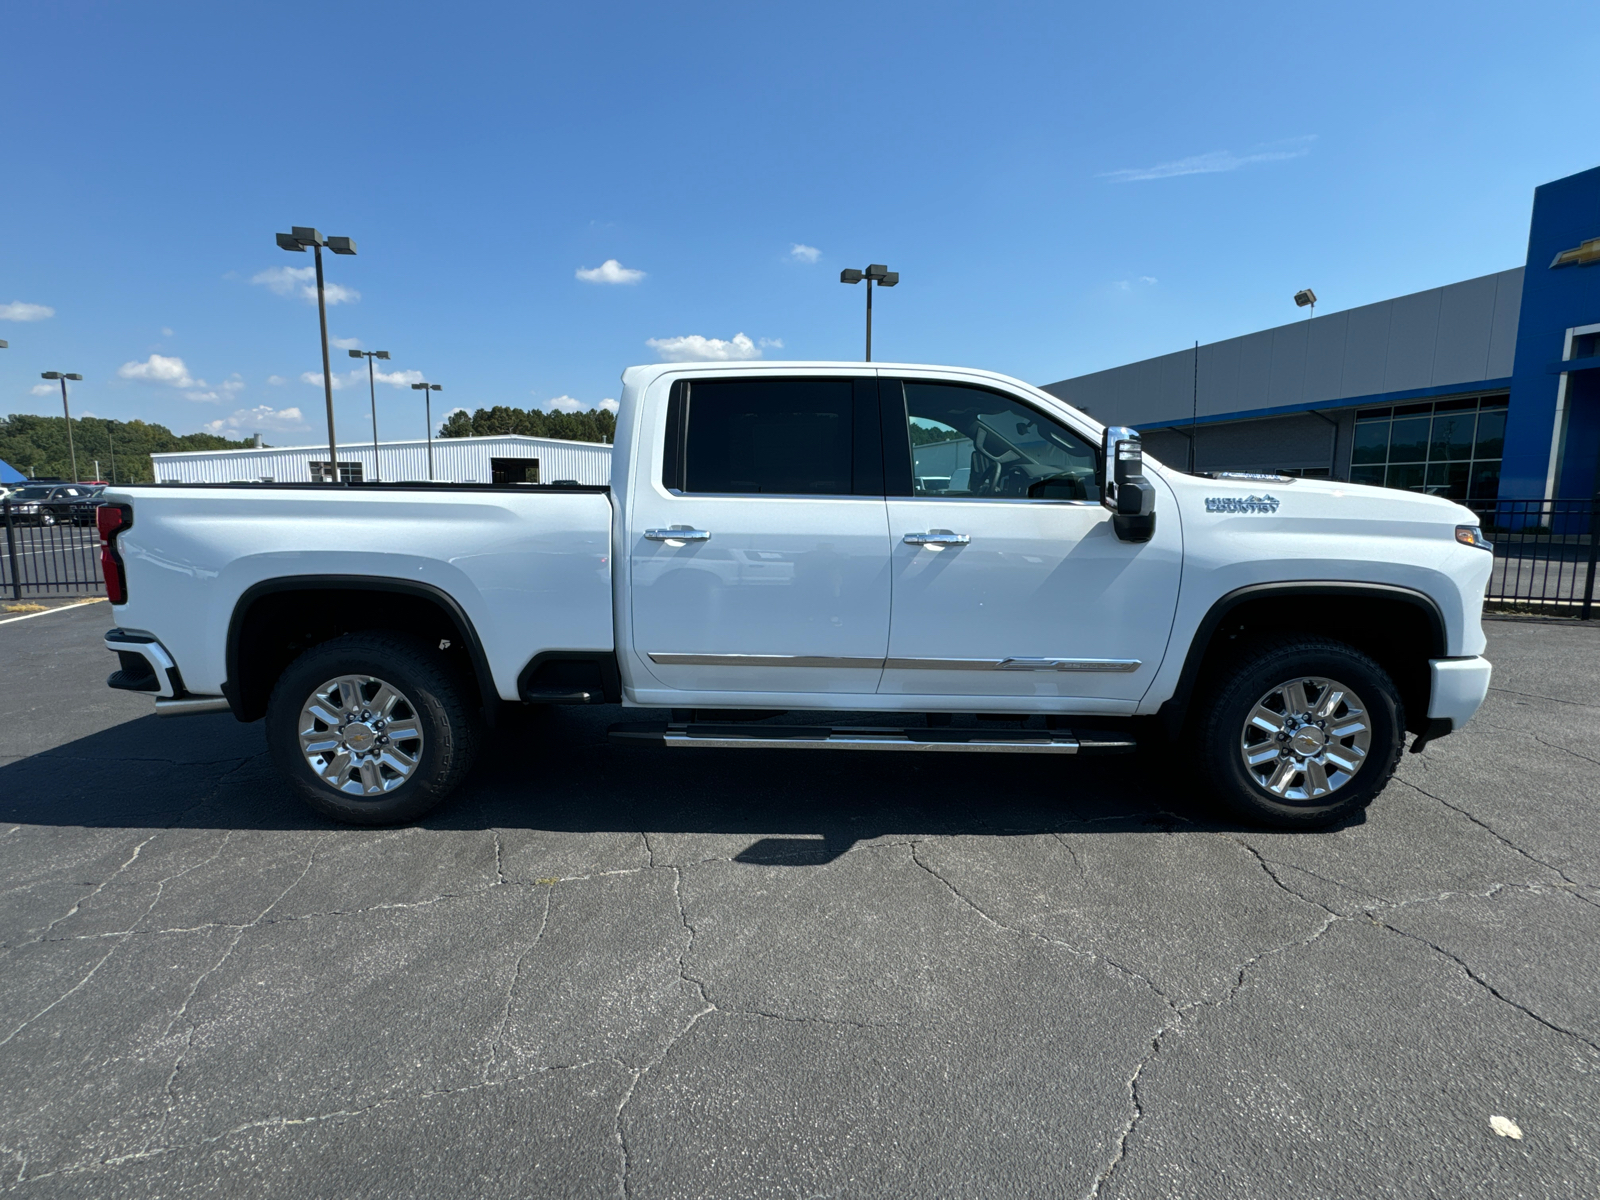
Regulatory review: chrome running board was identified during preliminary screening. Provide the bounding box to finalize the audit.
[609,722,1137,755]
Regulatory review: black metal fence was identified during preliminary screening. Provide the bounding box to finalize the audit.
[2,499,105,600]
[3,493,1596,615]
[1469,497,1598,619]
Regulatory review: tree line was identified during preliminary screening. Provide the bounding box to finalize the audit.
[439,404,616,444]
[0,414,253,484]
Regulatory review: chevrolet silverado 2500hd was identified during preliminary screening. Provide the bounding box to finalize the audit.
[97,361,1494,828]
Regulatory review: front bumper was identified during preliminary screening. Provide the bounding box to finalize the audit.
[1427,656,1493,730]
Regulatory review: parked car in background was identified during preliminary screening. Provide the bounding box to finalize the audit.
[4,483,104,526]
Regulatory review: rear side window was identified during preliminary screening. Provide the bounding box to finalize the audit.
[670,378,868,496]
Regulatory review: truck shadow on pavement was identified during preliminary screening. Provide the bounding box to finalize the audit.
[0,703,1356,850]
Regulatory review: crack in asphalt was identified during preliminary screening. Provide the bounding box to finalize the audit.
[147,849,319,1155]
[1396,778,1599,906]
[10,1058,628,1189]
[1487,685,1600,710]
[1377,919,1600,1055]
[483,887,551,1084]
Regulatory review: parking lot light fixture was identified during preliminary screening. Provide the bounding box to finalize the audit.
[1294,288,1317,319]
[410,382,443,481]
[349,348,391,481]
[41,372,84,481]
[277,226,359,481]
[839,263,899,361]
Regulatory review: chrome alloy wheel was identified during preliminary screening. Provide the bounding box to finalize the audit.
[1239,676,1372,803]
[298,674,424,796]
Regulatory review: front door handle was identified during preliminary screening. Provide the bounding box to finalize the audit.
[903,531,970,547]
[645,527,711,542]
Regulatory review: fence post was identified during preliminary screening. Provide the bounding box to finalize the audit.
[1582,497,1599,621]
[3,500,18,602]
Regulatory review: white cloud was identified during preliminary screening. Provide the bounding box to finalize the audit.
[599,397,619,414]
[789,244,821,263]
[202,405,308,435]
[543,395,583,413]
[30,384,54,396]
[119,354,197,388]
[266,375,287,386]
[646,332,762,362]
[250,265,360,305]
[332,336,362,350]
[1139,276,1158,285]
[1101,136,1316,183]
[302,368,424,392]
[183,375,245,404]
[0,301,54,322]
[576,259,645,285]
[758,337,784,349]
[301,371,349,391]
[161,327,174,337]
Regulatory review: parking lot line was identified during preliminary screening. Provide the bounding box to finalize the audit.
[0,597,107,625]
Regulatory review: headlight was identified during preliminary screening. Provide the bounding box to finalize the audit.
[1455,525,1493,551]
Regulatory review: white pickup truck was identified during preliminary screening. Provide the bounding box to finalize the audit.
[96,361,1495,829]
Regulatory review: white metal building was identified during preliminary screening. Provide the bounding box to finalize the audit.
[150,434,612,487]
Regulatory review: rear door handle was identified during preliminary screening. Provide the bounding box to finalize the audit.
[645,528,711,542]
[903,531,970,546]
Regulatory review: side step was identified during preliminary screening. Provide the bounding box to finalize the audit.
[608,722,1137,755]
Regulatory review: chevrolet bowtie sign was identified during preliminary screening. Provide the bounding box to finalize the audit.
[1550,237,1600,268]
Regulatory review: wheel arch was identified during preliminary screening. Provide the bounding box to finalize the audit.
[1157,582,1447,739]
[223,575,497,722]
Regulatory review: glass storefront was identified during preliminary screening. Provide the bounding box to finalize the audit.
[1349,393,1506,500]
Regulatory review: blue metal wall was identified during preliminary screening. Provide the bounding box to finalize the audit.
[1499,165,1600,499]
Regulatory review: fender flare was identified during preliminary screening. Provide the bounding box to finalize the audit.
[1155,580,1447,735]
[222,575,498,719]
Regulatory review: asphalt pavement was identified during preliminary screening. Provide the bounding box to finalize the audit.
[2,602,1598,1198]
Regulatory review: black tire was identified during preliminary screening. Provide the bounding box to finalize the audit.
[1194,636,1404,830]
[265,633,480,826]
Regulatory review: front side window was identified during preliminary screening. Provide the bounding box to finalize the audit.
[900,382,1100,501]
[678,379,857,495]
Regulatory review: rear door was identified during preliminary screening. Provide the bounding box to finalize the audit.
[627,373,893,696]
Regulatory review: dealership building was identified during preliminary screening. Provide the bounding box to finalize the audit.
[1044,164,1600,505]
[150,433,612,487]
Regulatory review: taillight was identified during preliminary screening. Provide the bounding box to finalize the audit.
[97,504,132,604]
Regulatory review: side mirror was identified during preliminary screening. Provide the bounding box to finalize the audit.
[1100,426,1156,542]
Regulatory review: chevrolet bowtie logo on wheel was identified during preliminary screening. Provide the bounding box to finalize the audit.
[1205,494,1281,513]
[1550,236,1600,268]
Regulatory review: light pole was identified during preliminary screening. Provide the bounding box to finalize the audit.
[1294,288,1317,320]
[40,372,83,481]
[839,264,899,361]
[276,226,357,481]
[410,382,443,481]
[349,349,391,481]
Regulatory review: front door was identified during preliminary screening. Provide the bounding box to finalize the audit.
[629,374,892,696]
[877,378,1182,704]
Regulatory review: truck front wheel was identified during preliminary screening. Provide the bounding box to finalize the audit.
[1195,637,1404,829]
[265,633,480,826]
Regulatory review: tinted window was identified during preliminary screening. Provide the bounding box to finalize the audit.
[899,382,1099,501]
[683,379,855,495]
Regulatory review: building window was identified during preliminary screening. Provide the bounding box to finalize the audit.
[490,457,540,484]
[308,461,364,483]
[1348,393,1506,500]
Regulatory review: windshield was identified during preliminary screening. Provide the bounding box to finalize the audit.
[12,487,53,500]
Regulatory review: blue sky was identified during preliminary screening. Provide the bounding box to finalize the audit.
[3,0,1597,446]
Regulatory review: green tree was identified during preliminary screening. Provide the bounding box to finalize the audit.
[0,414,255,484]
[437,405,616,445]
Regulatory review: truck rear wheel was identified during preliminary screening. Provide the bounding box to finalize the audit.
[265,633,480,826]
[1194,636,1404,829]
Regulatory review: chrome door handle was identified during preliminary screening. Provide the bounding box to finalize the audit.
[645,527,711,542]
[903,531,970,546]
